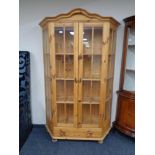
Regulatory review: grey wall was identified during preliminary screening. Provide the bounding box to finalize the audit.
[19,0,135,124]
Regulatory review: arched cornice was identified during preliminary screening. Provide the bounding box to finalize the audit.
[39,8,120,27]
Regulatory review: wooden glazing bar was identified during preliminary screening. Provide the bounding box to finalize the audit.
[90,27,94,124]
[73,22,78,127]
[78,23,83,127]
[104,76,113,80]
[63,26,67,122]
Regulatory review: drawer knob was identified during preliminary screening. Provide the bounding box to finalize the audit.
[87,131,93,137]
[59,129,66,136]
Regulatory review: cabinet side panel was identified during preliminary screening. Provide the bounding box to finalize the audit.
[43,28,52,129]
[105,29,117,126]
[100,22,110,131]
[49,23,57,128]
[109,30,117,124]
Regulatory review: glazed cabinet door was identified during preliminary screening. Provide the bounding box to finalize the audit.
[49,23,79,127]
[78,23,104,128]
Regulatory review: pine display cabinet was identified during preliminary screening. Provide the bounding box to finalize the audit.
[39,8,119,143]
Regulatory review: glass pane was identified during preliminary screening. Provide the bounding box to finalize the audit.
[128,27,135,45]
[65,27,74,54]
[107,30,115,78]
[57,104,65,123]
[56,55,64,78]
[44,55,47,77]
[56,80,64,101]
[123,72,135,91]
[57,103,73,124]
[107,55,114,77]
[92,81,100,102]
[123,26,135,91]
[82,81,91,101]
[106,79,113,98]
[109,29,114,55]
[91,104,99,124]
[92,56,101,79]
[83,55,91,78]
[126,46,135,70]
[83,27,92,54]
[66,80,74,101]
[65,55,74,78]
[93,27,102,54]
[105,100,111,121]
[43,29,48,54]
[47,56,50,77]
[55,27,64,53]
[82,104,90,124]
[111,31,116,55]
[66,104,73,123]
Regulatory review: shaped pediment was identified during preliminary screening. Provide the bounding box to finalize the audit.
[39,8,119,27]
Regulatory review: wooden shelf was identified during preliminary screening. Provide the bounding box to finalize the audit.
[82,78,100,81]
[126,69,135,72]
[108,53,115,57]
[56,101,74,104]
[83,53,102,56]
[56,53,74,55]
[104,76,113,80]
[128,44,135,46]
[56,78,74,80]
[81,101,100,104]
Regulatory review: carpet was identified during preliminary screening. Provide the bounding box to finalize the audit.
[20,126,135,155]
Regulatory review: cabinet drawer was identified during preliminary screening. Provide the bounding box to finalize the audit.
[53,127,102,139]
